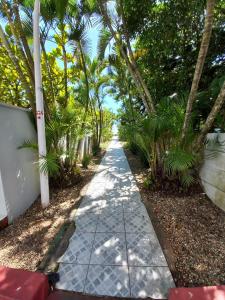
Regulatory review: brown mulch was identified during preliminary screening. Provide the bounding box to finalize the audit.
[124,148,225,288]
[0,151,105,272]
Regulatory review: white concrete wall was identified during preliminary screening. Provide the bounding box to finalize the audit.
[200,133,225,212]
[0,103,40,222]
[0,171,7,221]
[78,135,92,161]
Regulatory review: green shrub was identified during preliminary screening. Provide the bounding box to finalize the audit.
[82,154,91,168]
[92,144,101,156]
[127,141,138,154]
[73,166,81,176]
[143,176,154,189]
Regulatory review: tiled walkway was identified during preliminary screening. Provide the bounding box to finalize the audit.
[56,137,174,299]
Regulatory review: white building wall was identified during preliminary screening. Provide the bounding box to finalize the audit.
[200,133,225,212]
[0,103,40,222]
[0,171,7,221]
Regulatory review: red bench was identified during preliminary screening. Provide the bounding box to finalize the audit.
[169,286,225,300]
[0,266,50,300]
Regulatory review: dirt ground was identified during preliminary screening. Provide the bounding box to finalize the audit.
[124,148,225,288]
[0,152,105,271]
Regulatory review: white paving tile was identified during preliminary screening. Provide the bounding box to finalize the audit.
[129,266,175,299]
[124,211,154,233]
[96,213,125,233]
[126,232,168,266]
[75,212,99,232]
[84,265,130,297]
[58,232,95,264]
[56,263,88,292]
[56,137,174,298]
[101,205,123,217]
[90,233,127,266]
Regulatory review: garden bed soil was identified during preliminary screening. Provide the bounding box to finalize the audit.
[124,148,225,288]
[0,150,106,271]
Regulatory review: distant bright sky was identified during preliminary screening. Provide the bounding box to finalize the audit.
[87,27,121,114]
[45,23,121,114]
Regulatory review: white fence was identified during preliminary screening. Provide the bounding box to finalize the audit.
[200,133,225,212]
[0,103,40,223]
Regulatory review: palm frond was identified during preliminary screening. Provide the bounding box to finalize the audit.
[98,28,112,60]
[18,140,38,151]
[39,152,60,176]
[164,148,195,175]
[180,172,195,187]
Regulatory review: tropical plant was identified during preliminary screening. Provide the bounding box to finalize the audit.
[119,96,199,187]
[82,154,91,169]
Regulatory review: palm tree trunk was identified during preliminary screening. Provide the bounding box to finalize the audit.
[99,109,103,146]
[96,94,103,146]
[99,0,154,114]
[119,0,156,113]
[62,44,68,107]
[61,42,70,168]
[181,0,216,142]
[74,44,91,163]
[195,80,225,150]
[0,25,35,114]
[2,1,35,89]
[13,0,34,76]
[117,0,161,162]
[40,39,56,105]
[78,41,90,116]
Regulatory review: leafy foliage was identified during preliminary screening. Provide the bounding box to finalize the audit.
[82,154,91,168]
[0,0,115,186]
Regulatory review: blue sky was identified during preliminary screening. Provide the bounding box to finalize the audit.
[45,24,121,114]
[88,27,121,114]
[1,17,121,114]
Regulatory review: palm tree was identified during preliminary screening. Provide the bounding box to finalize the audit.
[89,59,110,147]
[0,23,36,113]
[181,0,216,142]
[195,79,225,149]
[96,0,156,114]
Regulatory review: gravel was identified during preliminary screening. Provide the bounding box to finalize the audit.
[125,148,225,287]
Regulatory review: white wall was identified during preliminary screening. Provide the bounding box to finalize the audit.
[0,103,40,222]
[0,171,7,221]
[200,133,225,212]
[78,135,92,160]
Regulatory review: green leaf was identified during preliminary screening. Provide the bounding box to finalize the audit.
[18,140,38,151]
[39,152,60,176]
[164,148,195,174]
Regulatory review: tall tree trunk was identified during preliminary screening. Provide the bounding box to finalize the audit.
[119,0,156,113]
[62,44,68,107]
[96,94,103,146]
[181,0,216,142]
[40,39,56,105]
[2,1,35,89]
[98,109,103,146]
[99,0,154,114]
[117,0,161,162]
[74,43,90,164]
[61,42,70,168]
[0,25,35,114]
[13,0,34,76]
[195,80,225,150]
[78,41,90,119]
